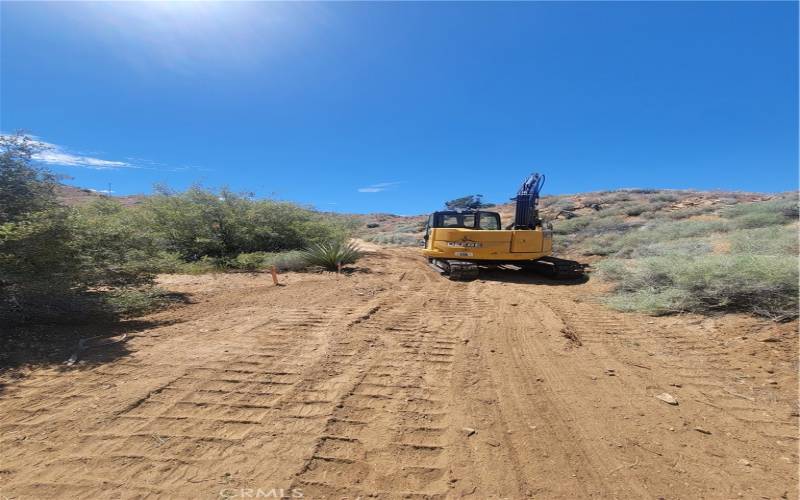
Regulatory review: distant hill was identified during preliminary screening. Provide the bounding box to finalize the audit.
[56,184,145,207]
[355,188,780,251]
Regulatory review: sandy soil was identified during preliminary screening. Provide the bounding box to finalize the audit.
[1,247,797,499]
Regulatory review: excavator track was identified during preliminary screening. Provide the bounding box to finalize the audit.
[525,256,588,279]
[429,259,480,281]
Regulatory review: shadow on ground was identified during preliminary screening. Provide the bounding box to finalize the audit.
[0,317,183,376]
[476,267,591,285]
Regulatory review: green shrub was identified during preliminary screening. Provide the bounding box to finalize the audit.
[104,287,179,317]
[227,251,308,272]
[651,193,679,203]
[364,232,419,246]
[139,186,349,259]
[0,133,59,223]
[598,254,798,320]
[662,206,714,220]
[651,219,729,238]
[301,240,363,270]
[728,212,790,229]
[728,225,798,255]
[629,238,713,258]
[552,217,591,235]
[624,203,650,217]
[721,197,798,228]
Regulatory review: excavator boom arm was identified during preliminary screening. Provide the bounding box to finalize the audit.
[512,172,545,229]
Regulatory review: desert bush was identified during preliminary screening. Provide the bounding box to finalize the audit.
[594,206,626,219]
[624,203,650,216]
[552,217,591,235]
[104,287,179,317]
[661,206,714,220]
[227,251,308,272]
[728,212,791,229]
[364,232,419,246]
[629,238,713,258]
[543,197,575,211]
[598,254,798,320]
[728,225,798,256]
[579,217,638,237]
[394,222,423,233]
[641,219,728,240]
[301,240,363,270]
[651,193,679,203]
[721,197,798,228]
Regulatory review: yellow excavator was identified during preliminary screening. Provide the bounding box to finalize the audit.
[422,172,587,280]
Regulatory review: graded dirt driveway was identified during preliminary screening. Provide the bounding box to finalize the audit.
[1,247,797,499]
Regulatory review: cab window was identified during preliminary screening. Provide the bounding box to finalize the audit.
[442,215,461,227]
[462,214,476,228]
[478,213,500,230]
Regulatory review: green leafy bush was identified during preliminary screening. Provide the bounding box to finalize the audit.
[139,187,349,260]
[301,240,363,270]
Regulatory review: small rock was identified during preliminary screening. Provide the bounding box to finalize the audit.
[766,379,778,385]
[694,427,711,435]
[655,393,679,406]
[462,427,476,437]
[737,458,752,467]
[510,303,519,306]
[670,383,682,388]
[486,439,501,447]
[669,427,675,431]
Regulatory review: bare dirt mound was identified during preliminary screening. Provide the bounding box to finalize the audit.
[1,247,796,499]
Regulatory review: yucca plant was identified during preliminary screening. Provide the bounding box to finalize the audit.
[301,240,363,271]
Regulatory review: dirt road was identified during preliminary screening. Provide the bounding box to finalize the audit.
[1,247,797,499]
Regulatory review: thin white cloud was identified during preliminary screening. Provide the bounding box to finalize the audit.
[0,134,139,170]
[2,134,205,172]
[34,149,135,170]
[357,182,402,193]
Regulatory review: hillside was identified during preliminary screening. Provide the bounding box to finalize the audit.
[356,189,780,254]
[56,184,145,207]
[357,189,798,319]
[54,185,796,320]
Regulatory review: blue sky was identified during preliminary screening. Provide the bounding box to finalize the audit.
[1,2,797,214]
